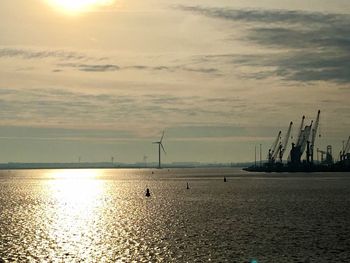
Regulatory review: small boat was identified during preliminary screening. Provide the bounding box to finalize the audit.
[145,188,151,197]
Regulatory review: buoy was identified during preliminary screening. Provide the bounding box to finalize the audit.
[186,182,190,189]
[224,176,227,182]
[145,188,151,197]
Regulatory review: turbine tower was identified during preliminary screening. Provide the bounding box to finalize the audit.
[153,131,166,169]
[143,155,148,167]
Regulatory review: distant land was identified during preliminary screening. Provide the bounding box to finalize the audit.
[0,162,251,170]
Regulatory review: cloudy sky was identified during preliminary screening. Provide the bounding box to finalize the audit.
[0,0,349,163]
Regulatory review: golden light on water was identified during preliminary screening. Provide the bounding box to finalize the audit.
[47,169,103,207]
[46,0,116,14]
[49,169,100,180]
[49,170,102,201]
[44,169,105,257]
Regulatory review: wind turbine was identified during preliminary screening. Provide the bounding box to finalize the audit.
[143,155,148,167]
[153,131,166,169]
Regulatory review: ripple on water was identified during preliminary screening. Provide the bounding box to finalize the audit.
[1,169,350,262]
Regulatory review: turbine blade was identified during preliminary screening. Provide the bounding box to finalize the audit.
[161,143,166,154]
[160,131,165,143]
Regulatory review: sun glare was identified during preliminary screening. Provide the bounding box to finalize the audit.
[46,0,115,14]
[48,169,100,180]
[45,169,103,204]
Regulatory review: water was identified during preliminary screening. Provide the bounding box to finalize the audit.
[1,168,350,262]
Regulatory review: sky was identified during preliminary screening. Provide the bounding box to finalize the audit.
[0,0,349,163]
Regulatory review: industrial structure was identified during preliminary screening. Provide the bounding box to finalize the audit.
[268,122,293,164]
[317,146,333,165]
[245,110,350,172]
[339,136,350,166]
[289,110,320,166]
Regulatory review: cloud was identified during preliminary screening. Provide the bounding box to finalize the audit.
[179,6,350,83]
[226,51,350,83]
[181,67,219,74]
[58,63,120,72]
[0,86,253,133]
[124,64,219,74]
[179,6,349,26]
[58,62,219,74]
[0,47,94,60]
[78,64,120,72]
[246,27,350,51]
[167,125,246,138]
[1,46,220,75]
[0,125,133,142]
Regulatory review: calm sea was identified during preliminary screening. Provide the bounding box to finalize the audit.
[1,168,350,262]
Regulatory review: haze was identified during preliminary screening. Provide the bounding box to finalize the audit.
[0,0,349,163]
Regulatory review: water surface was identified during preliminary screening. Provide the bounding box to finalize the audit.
[1,168,350,262]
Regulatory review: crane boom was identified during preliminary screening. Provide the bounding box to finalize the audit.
[311,110,321,147]
[272,140,281,161]
[310,110,321,163]
[300,123,312,155]
[288,115,305,162]
[280,121,293,160]
[269,131,281,162]
[344,136,350,154]
[296,115,305,147]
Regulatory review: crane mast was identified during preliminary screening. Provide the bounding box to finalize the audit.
[247,110,350,171]
[268,131,282,163]
[341,136,350,161]
[300,122,312,155]
[279,121,293,162]
[317,146,333,164]
[344,136,350,154]
[288,115,305,162]
[310,110,321,163]
[296,115,305,147]
[317,148,327,162]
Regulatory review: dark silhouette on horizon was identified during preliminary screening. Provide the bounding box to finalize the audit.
[245,110,350,172]
[152,131,166,169]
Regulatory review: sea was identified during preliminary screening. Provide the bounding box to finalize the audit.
[0,168,349,262]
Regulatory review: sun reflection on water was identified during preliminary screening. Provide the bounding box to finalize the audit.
[46,169,103,206]
[44,169,106,259]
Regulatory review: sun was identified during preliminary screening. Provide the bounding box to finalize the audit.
[46,0,115,14]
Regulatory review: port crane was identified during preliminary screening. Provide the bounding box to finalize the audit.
[340,136,350,161]
[317,146,333,164]
[268,122,294,163]
[247,110,350,172]
[295,115,305,147]
[345,137,350,154]
[278,121,293,162]
[268,131,282,163]
[289,110,320,164]
[290,115,312,165]
[300,122,312,156]
[317,148,326,162]
[289,116,304,163]
[309,110,321,163]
